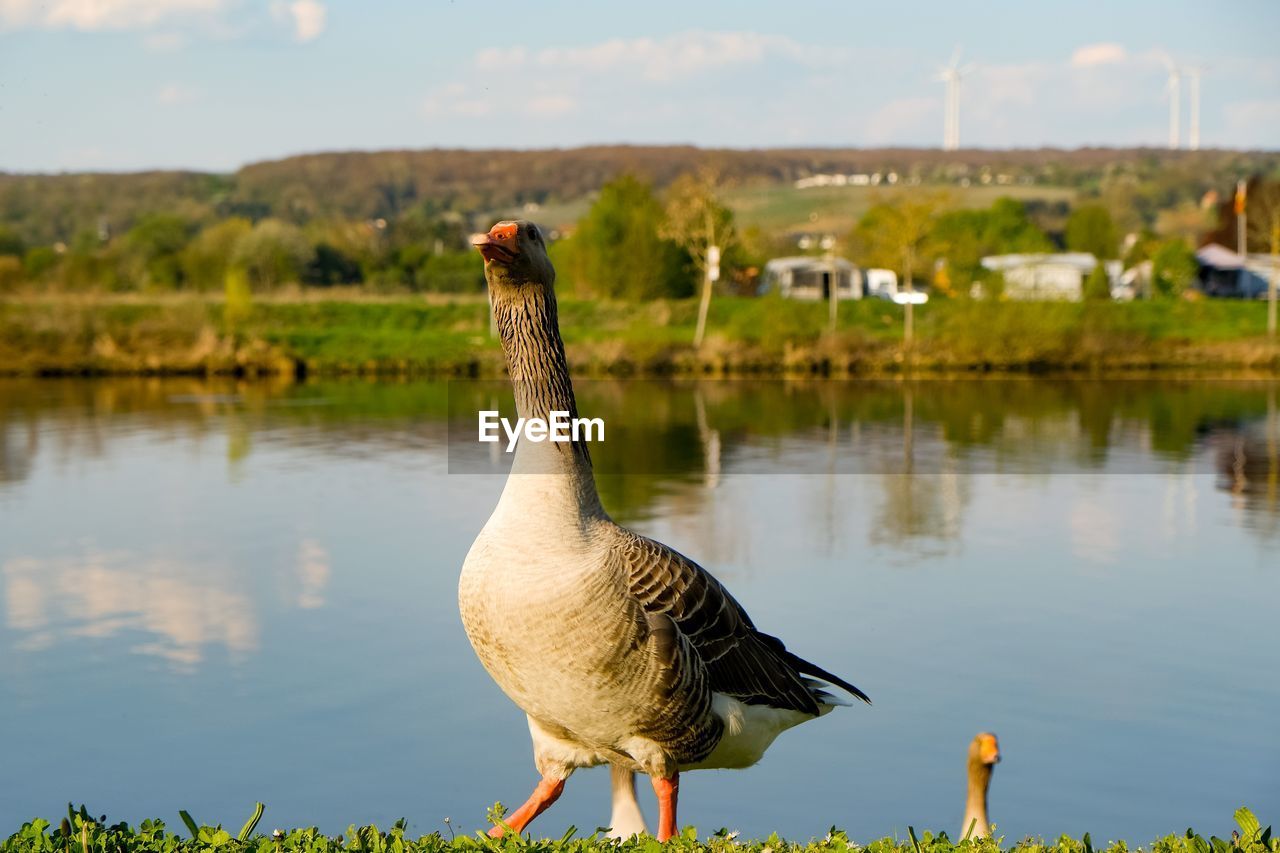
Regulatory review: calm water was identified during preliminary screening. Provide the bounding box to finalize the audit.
[1,378,1277,844]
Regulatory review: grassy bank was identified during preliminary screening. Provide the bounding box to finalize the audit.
[3,807,1275,853]
[2,294,1278,377]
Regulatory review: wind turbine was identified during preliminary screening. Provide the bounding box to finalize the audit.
[937,47,976,151]
[1185,65,1205,150]
[1162,55,1181,149]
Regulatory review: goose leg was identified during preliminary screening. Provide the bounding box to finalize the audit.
[650,772,679,842]
[608,766,649,839]
[487,776,565,838]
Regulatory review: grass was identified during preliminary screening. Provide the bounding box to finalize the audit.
[2,806,1274,853]
[720,184,1078,237]
[1,294,1278,378]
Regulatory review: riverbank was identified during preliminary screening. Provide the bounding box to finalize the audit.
[2,294,1277,377]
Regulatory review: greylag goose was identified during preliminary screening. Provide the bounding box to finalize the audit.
[461,220,869,842]
[962,732,1000,839]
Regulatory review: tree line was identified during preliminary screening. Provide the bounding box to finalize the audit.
[1,162,1277,303]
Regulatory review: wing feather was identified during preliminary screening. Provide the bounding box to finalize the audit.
[613,530,869,715]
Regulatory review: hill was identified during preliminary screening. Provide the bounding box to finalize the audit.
[3,145,1278,245]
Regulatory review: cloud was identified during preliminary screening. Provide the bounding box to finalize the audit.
[285,0,324,42]
[423,83,493,119]
[0,0,226,31]
[142,30,186,50]
[524,94,576,118]
[1071,42,1128,68]
[156,82,195,105]
[295,539,330,610]
[1,0,325,40]
[864,96,937,145]
[977,61,1050,108]
[475,30,841,83]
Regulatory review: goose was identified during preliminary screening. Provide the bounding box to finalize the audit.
[962,732,1000,839]
[461,220,869,842]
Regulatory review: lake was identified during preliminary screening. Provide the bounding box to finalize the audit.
[1,377,1277,844]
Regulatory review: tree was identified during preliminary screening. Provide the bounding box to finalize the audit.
[231,219,312,290]
[931,197,1051,295]
[0,225,24,258]
[304,243,363,286]
[661,169,737,347]
[120,213,193,289]
[852,193,947,344]
[182,217,253,291]
[1244,180,1280,339]
[0,256,21,293]
[1083,262,1112,301]
[1151,239,1197,299]
[1065,203,1119,259]
[561,175,690,300]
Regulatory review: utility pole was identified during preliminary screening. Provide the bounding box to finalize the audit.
[827,252,838,334]
[694,240,719,348]
[1237,180,1248,257]
[903,248,915,347]
[1269,220,1278,340]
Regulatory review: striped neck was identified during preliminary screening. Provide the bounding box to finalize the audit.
[489,281,602,517]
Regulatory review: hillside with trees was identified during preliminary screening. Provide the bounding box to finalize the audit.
[1,145,1278,302]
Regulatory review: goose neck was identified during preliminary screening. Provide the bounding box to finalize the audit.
[491,282,602,517]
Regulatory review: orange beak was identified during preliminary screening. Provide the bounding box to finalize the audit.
[978,734,1001,765]
[471,222,519,264]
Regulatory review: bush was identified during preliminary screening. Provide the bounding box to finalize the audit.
[1065,203,1119,259]
[0,256,22,292]
[412,250,483,293]
[561,175,692,300]
[22,246,59,281]
[304,243,363,286]
[232,219,312,290]
[120,213,194,289]
[1151,239,1198,299]
[183,218,253,291]
[1083,264,1112,301]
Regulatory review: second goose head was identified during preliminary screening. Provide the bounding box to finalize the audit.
[471,220,554,292]
[963,731,1001,839]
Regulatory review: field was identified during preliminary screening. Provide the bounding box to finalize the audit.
[491,183,1079,237]
[1,293,1277,377]
[719,183,1078,237]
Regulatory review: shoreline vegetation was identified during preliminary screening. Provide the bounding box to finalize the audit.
[2,294,1278,379]
[2,806,1274,853]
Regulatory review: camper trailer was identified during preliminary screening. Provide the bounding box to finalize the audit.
[760,257,864,301]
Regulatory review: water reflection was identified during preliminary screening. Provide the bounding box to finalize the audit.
[1212,391,1280,541]
[2,551,258,669]
[1,377,1278,841]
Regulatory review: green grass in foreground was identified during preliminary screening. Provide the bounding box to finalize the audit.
[1,295,1278,376]
[4,806,1274,853]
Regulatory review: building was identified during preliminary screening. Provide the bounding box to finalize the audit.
[759,257,864,301]
[1196,243,1280,298]
[980,253,1119,301]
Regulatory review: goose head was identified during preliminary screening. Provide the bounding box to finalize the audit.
[471,220,555,292]
[963,731,1000,838]
[970,731,1000,769]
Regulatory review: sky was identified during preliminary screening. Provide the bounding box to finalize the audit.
[0,0,1277,173]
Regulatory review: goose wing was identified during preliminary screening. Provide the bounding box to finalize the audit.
[614,530,869,715]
